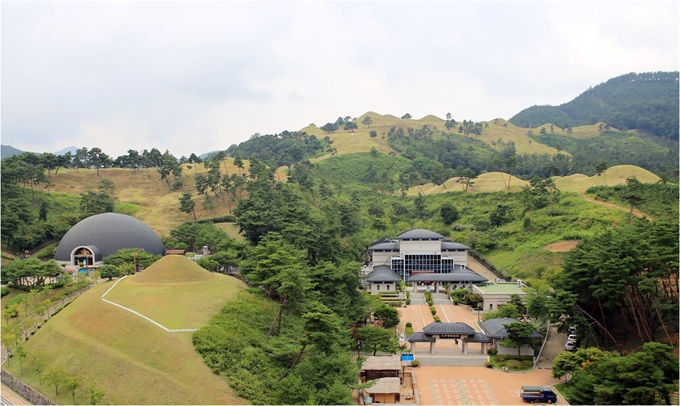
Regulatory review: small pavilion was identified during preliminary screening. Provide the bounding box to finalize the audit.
[407,322,491,355]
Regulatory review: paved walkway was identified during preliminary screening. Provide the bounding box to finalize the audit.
[412,365,567,405]
[399,292,486,355]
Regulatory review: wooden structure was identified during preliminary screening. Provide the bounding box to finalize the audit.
[365,377,401,404]
[165,249,186,256]
[360,355,403,383]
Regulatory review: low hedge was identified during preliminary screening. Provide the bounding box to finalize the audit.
[1,286,9,297]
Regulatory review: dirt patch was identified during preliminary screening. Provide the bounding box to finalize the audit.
[543,240,579,252]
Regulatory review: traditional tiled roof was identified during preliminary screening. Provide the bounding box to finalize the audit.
[406,332,436,343]
[409,269,487,283]
[368,241,399,251]
[465,332,493,343]
[366,266,401,282]
[423,322,476,335]
[479,318,544,339]
[441,241,471,250]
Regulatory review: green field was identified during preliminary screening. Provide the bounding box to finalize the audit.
[4,258,248,405]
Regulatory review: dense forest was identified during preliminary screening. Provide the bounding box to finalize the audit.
[510,71,679,140]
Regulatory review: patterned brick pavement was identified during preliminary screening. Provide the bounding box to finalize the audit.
[430,378,498,405]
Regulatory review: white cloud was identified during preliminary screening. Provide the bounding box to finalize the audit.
[2,1,678,156]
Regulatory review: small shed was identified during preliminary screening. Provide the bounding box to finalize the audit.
[365,377,401,404]
[360,355,402,382]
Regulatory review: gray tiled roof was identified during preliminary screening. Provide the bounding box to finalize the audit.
[409,269,487,283]
[406,332,436,342]
[396,229,446,240]
[366,266,401,282]
[466,332,493,343]
[368,241,399,251]
[441,241,471,250]
[479,318,544,339]
[423,322,476,335]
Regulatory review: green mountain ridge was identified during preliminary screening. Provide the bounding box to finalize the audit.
[510,71,679,140]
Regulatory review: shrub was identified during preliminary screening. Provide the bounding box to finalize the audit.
[433,316,441,323]
[487,348,498,356]
[429,306,437,316]
[405,298,411,305]
[405,322,412,328]
[5,293,26,308]
[505,360,522,370]
[410,360,420,367]
[1,286,9,297]
[485,361,493,368]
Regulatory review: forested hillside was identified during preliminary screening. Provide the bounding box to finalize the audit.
[510,71,679,140]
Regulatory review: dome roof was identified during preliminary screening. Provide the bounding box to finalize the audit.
[55,213,165,261]
[396,229,446,240]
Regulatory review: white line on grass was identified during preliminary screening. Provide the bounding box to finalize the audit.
[101,276,198,333]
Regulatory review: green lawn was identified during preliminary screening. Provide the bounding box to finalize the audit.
[4,278,247,405]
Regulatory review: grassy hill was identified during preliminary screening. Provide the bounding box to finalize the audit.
[4,257,248,405]
[409,165,660,196]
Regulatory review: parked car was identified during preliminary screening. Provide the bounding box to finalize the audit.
[568,325,577,334]
[567,334,577,342]
[565,341,576,351]
[520,387,557,403]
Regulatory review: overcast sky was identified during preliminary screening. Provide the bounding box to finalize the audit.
[2,1,678,158]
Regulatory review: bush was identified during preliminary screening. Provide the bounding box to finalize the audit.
[485,361,493,368]
[1,286,9,297]
[433,316,441,323]
[487,348,498,356]
[505,360,522,370]
[429,306,437,316]
[405,298,411,305]
[5,293,26,308]
[405,322,412,328]
[411,360,420,367]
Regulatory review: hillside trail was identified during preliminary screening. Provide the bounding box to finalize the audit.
[580,194,656,221]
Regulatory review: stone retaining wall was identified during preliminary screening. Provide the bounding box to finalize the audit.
[1,370,55,405]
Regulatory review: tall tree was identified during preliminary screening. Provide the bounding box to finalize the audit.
[179,192,197,220]
[361,116,373,128]
[595,160,608,186]
[498,321,538,360]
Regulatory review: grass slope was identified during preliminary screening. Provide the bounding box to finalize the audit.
[4,272,247,405]
[104,256,246,329]
[413,165,660,196]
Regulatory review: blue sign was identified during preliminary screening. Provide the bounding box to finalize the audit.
[401,353,414,361]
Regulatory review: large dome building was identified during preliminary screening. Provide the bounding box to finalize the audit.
[54,213,165,266]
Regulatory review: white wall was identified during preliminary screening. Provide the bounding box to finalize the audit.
[444,251,467,264]
[371,251,396,265]
[497,344,535,357]
[399,240,440,254]
[370,282,395,294]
